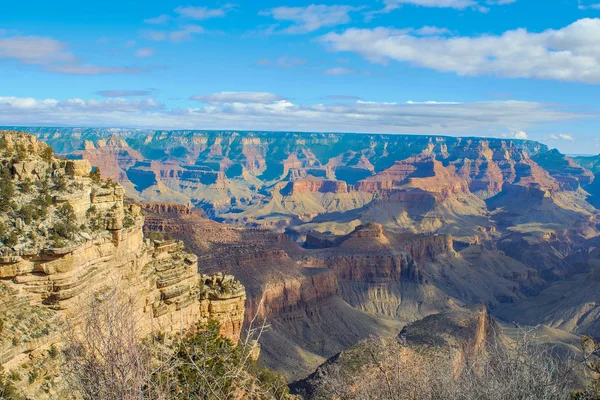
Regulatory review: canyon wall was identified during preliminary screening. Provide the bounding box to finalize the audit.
[0,131,246,398]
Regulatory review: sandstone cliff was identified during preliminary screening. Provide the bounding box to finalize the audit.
[0,131,246,398]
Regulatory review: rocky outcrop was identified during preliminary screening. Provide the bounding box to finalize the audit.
[280,179,348,195]
[141,202,194,216]
[254,271,340,320]
[355,157,470,198]
[0,131,246,397]
[398,233,455,264]
[533,149,594,190]
[70,134,144,182]
[399,305,496,352]
[290,306,501,398]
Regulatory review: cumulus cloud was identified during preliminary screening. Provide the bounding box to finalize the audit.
[260,4,361,34]
[190,92,286,104]
[96,90,153,97]
[135,48,155,58]
[320,19,600,83]
[324,67,355,75]
[175,4,236,20]
[0,96,586,137]
[501,130,528,139]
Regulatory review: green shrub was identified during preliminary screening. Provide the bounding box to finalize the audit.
[53,174,68,191]
[48,344,58,359]
[40,146,54,163]
[18,205,37,225]
[3,232,18,248]
[13,144,27,162]
[90,168,102,184]
[0,166,14,212]
[17,178,32,194]
[0,368,21,399]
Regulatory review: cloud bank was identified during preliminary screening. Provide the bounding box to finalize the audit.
[321,18,600,83]
[0,95,585,139]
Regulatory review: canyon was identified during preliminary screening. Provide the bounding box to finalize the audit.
[3,127,600,390]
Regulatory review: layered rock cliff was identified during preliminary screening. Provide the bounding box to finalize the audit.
[0,131,246,397]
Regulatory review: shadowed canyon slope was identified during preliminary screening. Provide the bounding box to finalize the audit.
[7,127,600,383]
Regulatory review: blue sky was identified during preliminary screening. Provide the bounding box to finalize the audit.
[1,0,599,153]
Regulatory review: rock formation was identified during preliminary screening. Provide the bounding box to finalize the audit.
[0,131,246,398]
[290,306,501,398]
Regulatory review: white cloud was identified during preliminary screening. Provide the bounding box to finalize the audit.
[0,36,77,64]
[384,0,479,10]
[547,133,575,141]
[141,25,204,42]
[414,26,451,36]
[405,100,461,104]
[0,96,163,113]
[255,57,307,68]
[144,14,171,24]
[0,33,147,76]
[125,40,137,48]
[0,96,586,137]
[140,30,168,41]
[378,0,515,13]
[43,65,145,75]
[175,4,235,20]
[96,90,153,97]
[275,56,307,68]
[190,92,286,104]
[325,95,361,100]
[578,1,600,10]
[260,4,360,34]
[135,48,155,58]
[320,19,600,83]
[324,67,355,75]
[169,25,204,42]
[501,130,528,139]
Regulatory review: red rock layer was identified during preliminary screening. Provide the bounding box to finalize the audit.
[282,179,348,195]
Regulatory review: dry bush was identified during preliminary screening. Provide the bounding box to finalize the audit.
[61,289,157,400]
[61,288,291,400]
[311,330,575,400]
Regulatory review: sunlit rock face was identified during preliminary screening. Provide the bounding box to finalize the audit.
[0,131,246,399]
